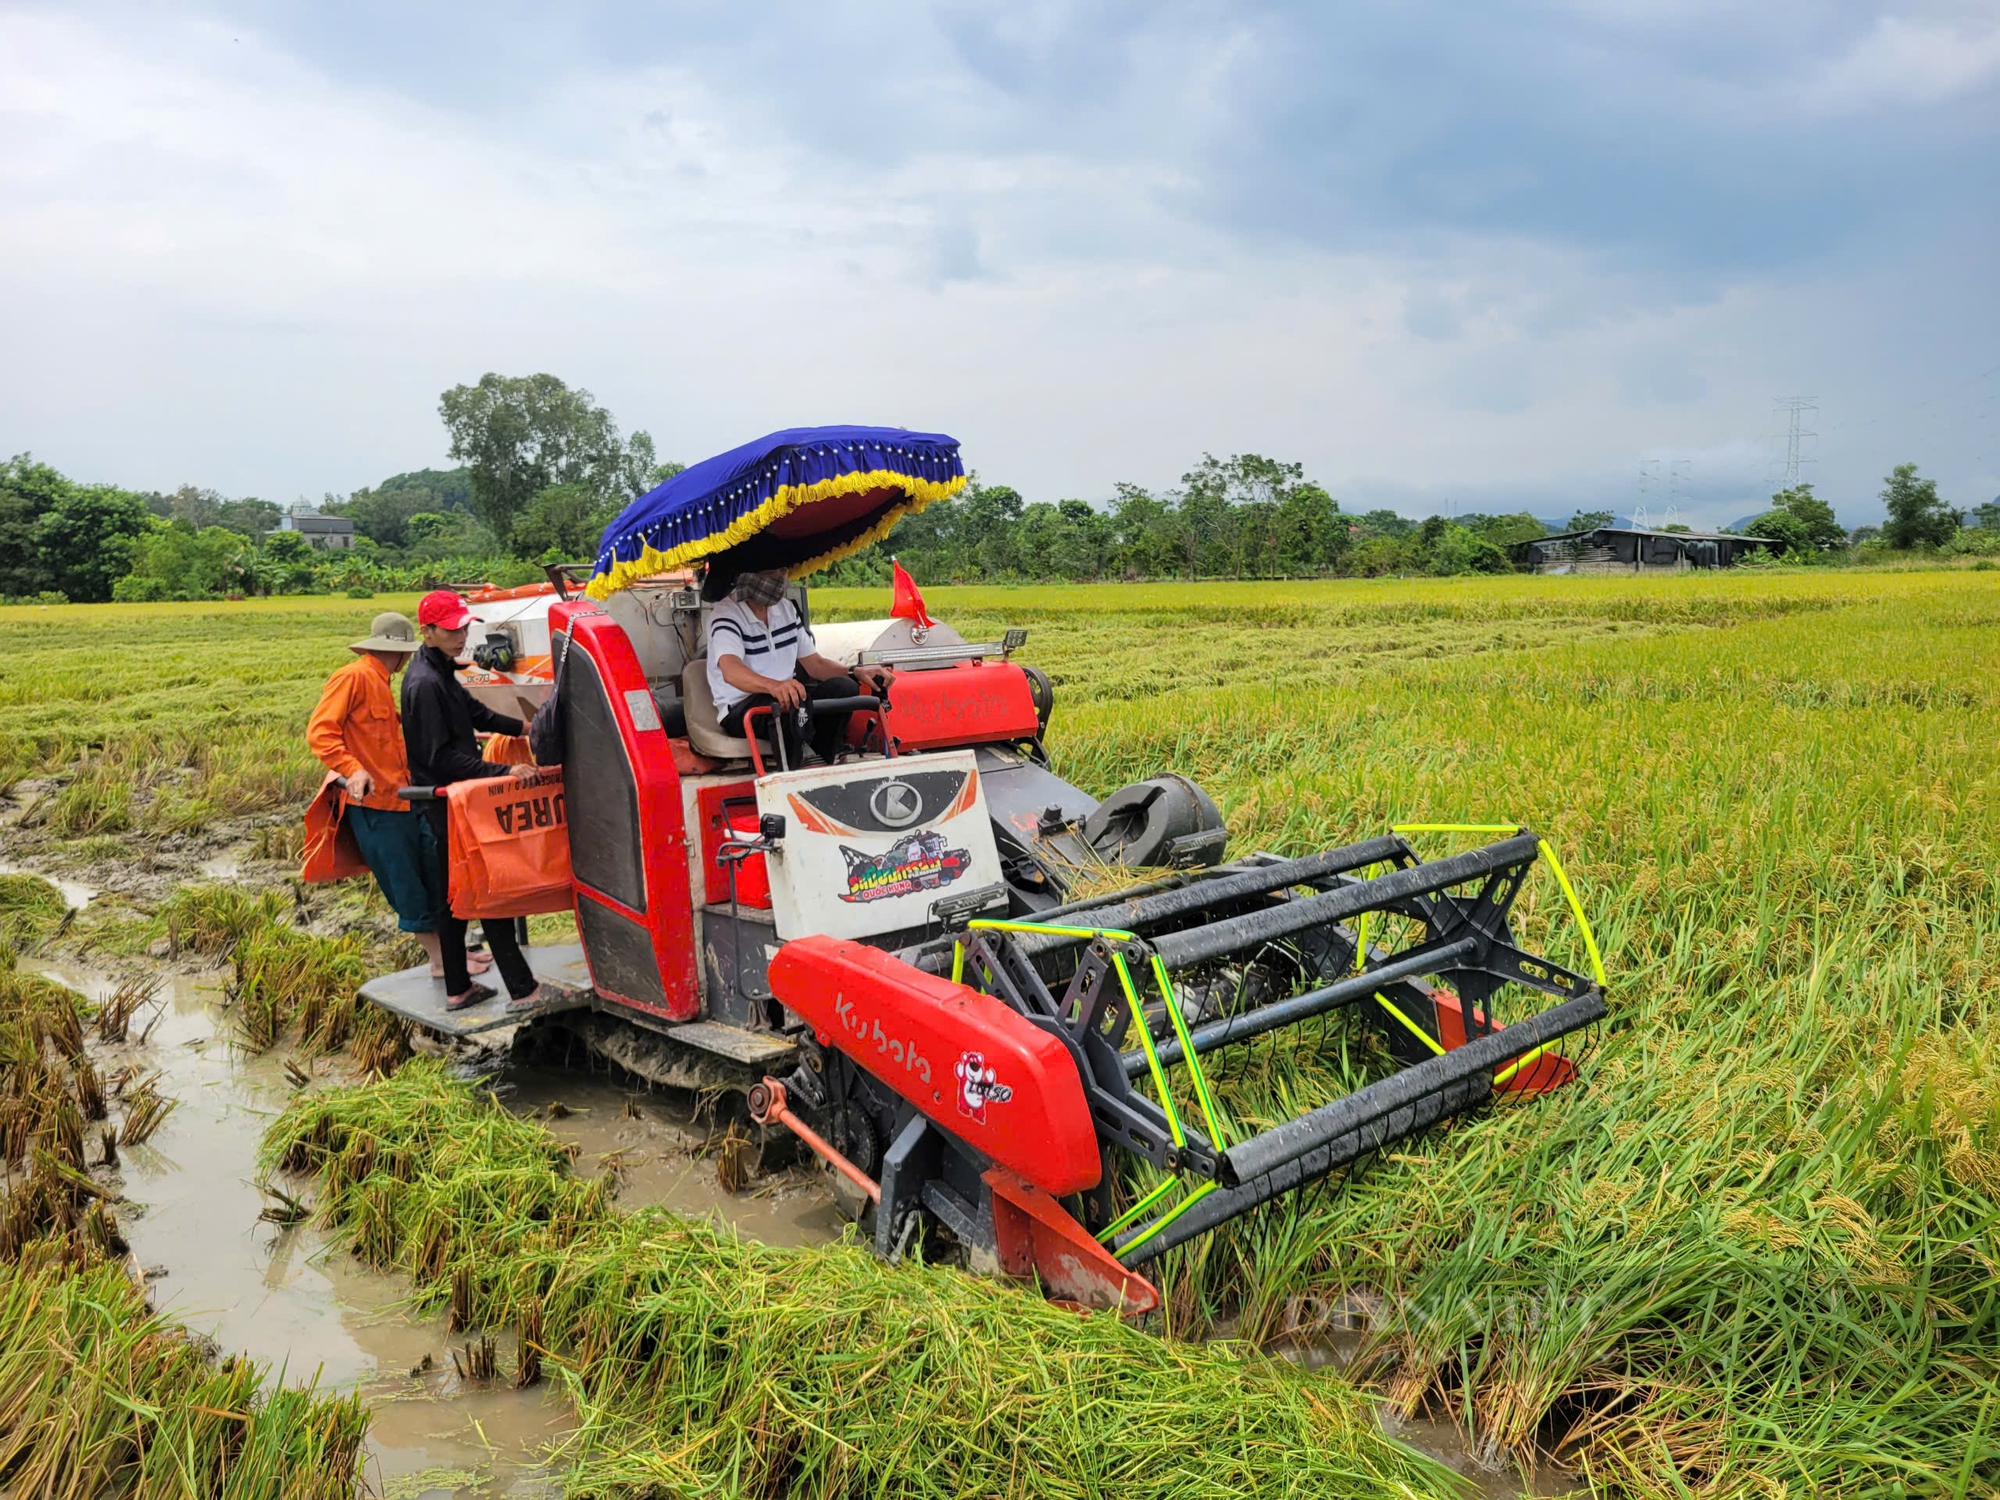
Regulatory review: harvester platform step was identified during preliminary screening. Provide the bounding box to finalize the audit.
[359,943,593,1037]
[663,1021,795,1066]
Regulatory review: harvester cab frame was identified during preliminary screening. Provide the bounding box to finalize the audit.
[353,425,1606,1314]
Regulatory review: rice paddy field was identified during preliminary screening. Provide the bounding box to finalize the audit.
[2,565,1998,1497]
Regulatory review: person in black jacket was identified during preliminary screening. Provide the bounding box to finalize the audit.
[403,590,543,1011]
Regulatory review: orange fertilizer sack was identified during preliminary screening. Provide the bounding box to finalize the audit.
[445,771,574,920]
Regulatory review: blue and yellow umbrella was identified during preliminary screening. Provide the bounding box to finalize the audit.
[587,425,965,600]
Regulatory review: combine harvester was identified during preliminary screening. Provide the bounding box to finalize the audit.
[358,425,1606,1312]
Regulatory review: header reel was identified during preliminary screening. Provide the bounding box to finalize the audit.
[765,825,1607,1309]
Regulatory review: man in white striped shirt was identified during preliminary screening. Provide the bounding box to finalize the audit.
[707,569,893,767]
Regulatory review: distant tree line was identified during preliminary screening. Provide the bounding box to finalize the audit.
[5,367,1989,604]
[817,458,1567,584]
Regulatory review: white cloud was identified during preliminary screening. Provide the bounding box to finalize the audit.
[0,4,1992,530]
[1802,11,2000,111]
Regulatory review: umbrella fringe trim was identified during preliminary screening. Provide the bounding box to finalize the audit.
[587,470,967,600]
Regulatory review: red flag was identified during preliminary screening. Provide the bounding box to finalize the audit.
[890,557,934,629]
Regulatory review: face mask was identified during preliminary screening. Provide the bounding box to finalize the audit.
[732,571,788,605]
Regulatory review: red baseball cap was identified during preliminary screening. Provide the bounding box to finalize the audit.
[416,590,472,629]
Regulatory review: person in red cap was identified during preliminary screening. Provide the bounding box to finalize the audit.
[402,590,542,1011]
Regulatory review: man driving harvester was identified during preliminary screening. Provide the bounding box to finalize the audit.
[708,568,893,767]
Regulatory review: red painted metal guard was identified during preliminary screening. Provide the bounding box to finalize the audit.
[766,935,1102,1198]
[864,660,1039,752]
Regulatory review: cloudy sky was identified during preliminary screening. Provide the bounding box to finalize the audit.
[4,2,1996,527]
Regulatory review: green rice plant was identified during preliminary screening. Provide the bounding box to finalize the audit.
[264,1061,1458,1500]
[38,752,133,836]
[0,1258,368,1497]
[1037,581,2000,1492]
[154,881,289,957]
[252,819,305,861]
[148,782,220,835]
[0,874,67,953]
[230,923,368,1053]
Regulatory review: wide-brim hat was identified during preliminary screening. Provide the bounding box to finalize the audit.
[350,611,420,653]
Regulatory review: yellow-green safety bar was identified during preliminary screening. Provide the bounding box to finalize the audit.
[956,918,1230,1255]
[1388,824,1607,988]
[1350,823,1607,1084]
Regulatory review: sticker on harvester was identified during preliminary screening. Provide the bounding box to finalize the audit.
[838,830,971,903]
[955,1050,1012,1122]
[756,750,1006,943]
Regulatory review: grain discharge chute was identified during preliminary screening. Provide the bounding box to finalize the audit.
[352,425,1606,1313]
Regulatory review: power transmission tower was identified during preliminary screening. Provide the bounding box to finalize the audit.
[1774,397,1818,487]
[1637,459,1660,527]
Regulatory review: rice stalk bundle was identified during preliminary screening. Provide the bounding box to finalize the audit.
[116,1073,176,1148]
[0,874,67,953]
[156,882,288,959]
[0,1259,367,1498]
[229,922,367,1054]
[95,973,160,1042]
[264,1060,1456,1500]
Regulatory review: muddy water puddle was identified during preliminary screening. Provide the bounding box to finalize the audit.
[39,960,839,1498]
[499,1059,847,1246]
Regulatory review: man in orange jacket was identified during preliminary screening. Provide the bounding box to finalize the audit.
[306,611,490,979]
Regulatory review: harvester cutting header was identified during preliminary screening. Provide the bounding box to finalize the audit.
[349,423,1606,1313]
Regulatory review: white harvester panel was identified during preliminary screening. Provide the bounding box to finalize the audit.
[756,750,1003,941]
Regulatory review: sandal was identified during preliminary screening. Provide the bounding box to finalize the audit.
[504,986,546,1014]
[444,983,497,1012]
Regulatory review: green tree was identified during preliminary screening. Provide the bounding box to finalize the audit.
[438,374,655,547]
[1274,482,1349,574]
[34,482,154,602]
[1565,509,1614,533]
[1180,455,1304,578]
[324,469,472,548]
[0,455,73,598]
[1107,484,1180,579]
[153,485,278,537]
[1880,463,1958,550]
[402,509,500,562]
[260,530,319,593]
[1357,509,1415,538]
[510,482,624,561]
[1745,508,1813,557]
[1425,523,1511,575]
[117,521,246,599]
[1763,483,1846,551]
[1464,512,1547,549]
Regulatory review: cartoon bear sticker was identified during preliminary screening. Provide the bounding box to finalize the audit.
[954,1050,1013,1123]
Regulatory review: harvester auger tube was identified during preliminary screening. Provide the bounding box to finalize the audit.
[768,827,1605,1301]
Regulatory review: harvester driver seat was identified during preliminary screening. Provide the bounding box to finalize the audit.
[680,659,754,763]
